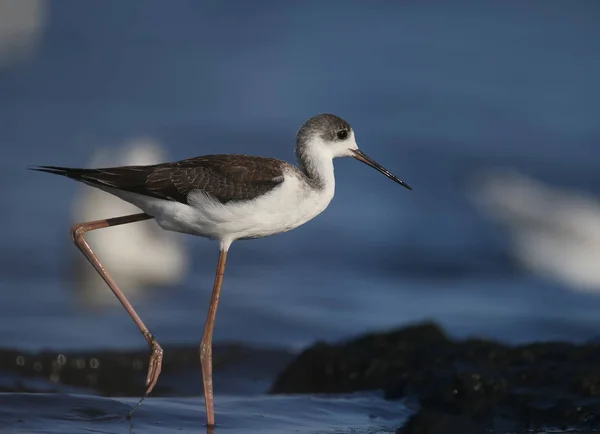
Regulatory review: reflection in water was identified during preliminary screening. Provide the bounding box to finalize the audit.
[71,138,189,308]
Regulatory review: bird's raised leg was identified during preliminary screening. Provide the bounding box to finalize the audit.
[70,213,164,411]
[200,247,229,427]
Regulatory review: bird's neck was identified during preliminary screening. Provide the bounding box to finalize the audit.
[295,141,335,191]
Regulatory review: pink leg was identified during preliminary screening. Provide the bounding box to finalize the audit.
[70,213,164,411]
[199,248,228,427]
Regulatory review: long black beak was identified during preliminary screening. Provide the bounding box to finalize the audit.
[350,149,412,190]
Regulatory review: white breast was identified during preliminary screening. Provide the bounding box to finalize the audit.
[184,168,335,241]
[102,167,335,247]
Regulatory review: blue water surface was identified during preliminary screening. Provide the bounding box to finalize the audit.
[0,1,599,433]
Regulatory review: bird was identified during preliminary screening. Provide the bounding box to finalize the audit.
[470,169,600,292]
[71,138,188,308]
[30,113,412,427]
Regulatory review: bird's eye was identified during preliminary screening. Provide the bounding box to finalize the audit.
[336,129,348,140]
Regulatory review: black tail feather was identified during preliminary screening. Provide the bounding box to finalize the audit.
[29,165,111,186]
[29,165,88,180]
[29,164,152,194]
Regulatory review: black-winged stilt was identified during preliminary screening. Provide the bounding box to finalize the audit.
[31,113,411,427]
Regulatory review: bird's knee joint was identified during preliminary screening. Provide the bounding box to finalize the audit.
[71,225,87,242]
[153,344,163,357]
[199,342,211,361]
[149,338,163,353]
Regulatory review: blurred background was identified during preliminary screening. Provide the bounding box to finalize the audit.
[3,1,600,431]
[1,0,600,357]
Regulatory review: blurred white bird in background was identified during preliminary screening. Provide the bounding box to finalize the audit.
[0,0,45,68]
[469,169,600,293]
[72,138,189,308]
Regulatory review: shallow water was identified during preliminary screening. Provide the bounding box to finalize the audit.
[1,1,600,433]
[0,392,407,433]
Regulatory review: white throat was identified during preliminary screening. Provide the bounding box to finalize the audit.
[296,135,338,193]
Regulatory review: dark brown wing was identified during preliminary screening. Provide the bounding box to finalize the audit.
[31,155,288,204]
[146,155,287,203]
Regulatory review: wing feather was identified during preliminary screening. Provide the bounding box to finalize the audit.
[33,155,289,205]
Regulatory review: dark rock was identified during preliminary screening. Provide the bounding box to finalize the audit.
[270,321,600,433]
[397,410,482,434]
[270,322,451,395]
[0,343,293,396]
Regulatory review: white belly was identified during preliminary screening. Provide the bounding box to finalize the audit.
[102,172,335,245]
